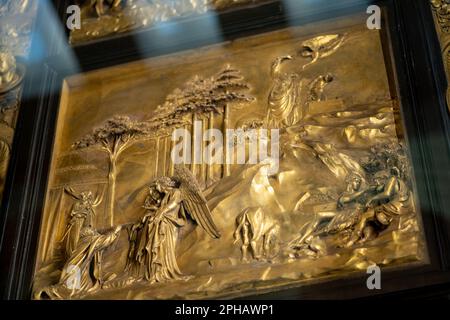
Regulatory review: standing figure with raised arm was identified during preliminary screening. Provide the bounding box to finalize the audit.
[38,187,122,299]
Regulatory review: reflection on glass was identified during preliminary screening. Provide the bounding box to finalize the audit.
[33,14,426,299]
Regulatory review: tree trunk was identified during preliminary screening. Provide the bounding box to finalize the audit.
[107,155,117,227]
[154,137,160,178]
[223,104,230,177]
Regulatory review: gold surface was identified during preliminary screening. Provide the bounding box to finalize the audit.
[70,0,269,44]
[0,52,25,202]
[34,17,426,299]
[431,0,450,113]
[0,0,37,203]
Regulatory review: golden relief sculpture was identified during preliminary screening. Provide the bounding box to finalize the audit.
[70,0,268,44]
[234,207,279,262]
[33,22,425,299]
[0,51,25,201]
[300,34,347,70]
[42,188,122,299]
[431,0,450,33]
[0,0,37,56]
[431,0,450,113]
[125,165,220,284]
[0,0,37,202]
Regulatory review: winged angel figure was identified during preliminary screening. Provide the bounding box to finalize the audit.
[62,187,103,258]
[126,165,221,283]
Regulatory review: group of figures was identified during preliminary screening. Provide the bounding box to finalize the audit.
[0,0,37,203]
[38,165,221,298]
[288,143,413,258]
[36,30,419,299]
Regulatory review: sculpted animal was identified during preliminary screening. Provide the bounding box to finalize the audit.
[234,207,279,261]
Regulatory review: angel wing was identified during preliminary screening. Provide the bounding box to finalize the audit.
[174,165,221,239]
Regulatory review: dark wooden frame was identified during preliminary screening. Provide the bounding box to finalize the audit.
[0,0,449,300]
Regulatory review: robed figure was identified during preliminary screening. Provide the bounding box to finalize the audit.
[126,165,221,283]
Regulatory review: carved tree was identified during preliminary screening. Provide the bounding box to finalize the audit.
[149,65,254,178]
[72,115,150,227]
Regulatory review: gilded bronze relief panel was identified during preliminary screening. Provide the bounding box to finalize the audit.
[0,0,38,203]
[431,0,450,113]
[34,17,426,299]
[70,0,270,44]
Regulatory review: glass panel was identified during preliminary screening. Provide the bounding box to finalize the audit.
[33,12,426,299]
